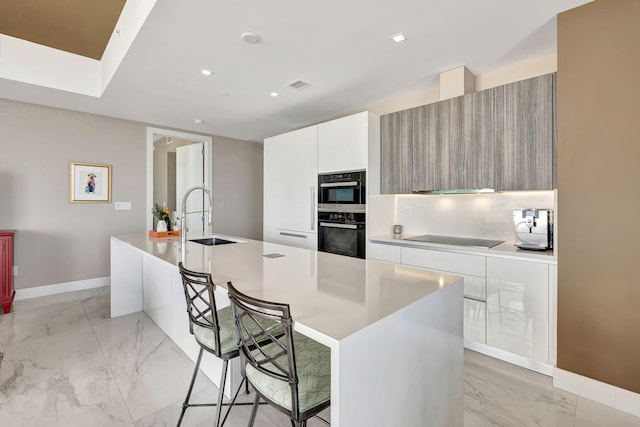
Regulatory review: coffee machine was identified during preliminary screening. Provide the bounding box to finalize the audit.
[513,208,553,250]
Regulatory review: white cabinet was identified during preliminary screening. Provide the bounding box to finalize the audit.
[264,126,318,250]
[318,112,370,173]
[401,247,486,298]
[464,298,486,343]
[400,247,487,343]
[366,240,555,372]
[367,242,401,263]
[486,258,549,363]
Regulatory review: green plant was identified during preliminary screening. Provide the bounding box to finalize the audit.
[152,203,172,231]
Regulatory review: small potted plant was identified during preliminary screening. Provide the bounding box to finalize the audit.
[152,203,172,232]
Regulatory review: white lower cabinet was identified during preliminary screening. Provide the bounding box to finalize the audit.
[486,257,549,363]
[272,229,317,250]
[367,241,555,372]
[400,246,487,343]
[464,298,486,343]
[367,242,402,263]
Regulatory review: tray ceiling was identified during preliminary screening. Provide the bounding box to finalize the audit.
[0,0,126,60]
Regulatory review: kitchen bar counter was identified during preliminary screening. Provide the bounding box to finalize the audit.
[369,233,556,263]
[110,233,464,426]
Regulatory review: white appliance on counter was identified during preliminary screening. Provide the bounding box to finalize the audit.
[513,208,553,250]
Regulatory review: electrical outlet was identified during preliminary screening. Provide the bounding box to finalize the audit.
[115,202,132,210]
[404,206,412,217]
[12,265,18,276]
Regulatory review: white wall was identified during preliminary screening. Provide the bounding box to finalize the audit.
[369,191,555,243]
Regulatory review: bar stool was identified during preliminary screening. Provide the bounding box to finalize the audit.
[178,262,271,426]
[227,282,331,427]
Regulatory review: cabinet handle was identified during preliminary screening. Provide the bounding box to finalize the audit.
[310,186,316,231]
[280,232,307,239]
[319,222,358,230]
[320,181,359,188]
[464,295,486,303]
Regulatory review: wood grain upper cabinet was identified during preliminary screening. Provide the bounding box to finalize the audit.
[494,74,556,191]
[460,89,495,189]
[412,93,494,191]
[381,109,412,194]
[380,73,556,194]
[412,99,458,191]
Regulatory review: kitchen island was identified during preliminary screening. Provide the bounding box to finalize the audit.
[110,233,463,426]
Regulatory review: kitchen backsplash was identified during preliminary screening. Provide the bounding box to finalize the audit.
[368,190,556,243]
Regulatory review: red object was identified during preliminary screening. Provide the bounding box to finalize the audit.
[0,230,15,314]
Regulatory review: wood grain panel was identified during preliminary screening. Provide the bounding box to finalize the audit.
[412,102,449,191]
[495,74,555,190]
[459,89,495,189]
[380,110,412,194]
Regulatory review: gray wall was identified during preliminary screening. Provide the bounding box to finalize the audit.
[0,98,146,289]
[212,136,263,241]
[0,98,264,290]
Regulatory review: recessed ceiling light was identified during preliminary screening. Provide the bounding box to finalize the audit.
[241,32,261,44]
[194,119,203,124]
[270,92,279,97]
[390,32,407,43]
[201,69,213,76]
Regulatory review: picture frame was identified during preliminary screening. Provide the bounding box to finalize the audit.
[70,162,112,203]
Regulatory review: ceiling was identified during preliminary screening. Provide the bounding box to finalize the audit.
[0,0,591,141]
[0,0,125,60]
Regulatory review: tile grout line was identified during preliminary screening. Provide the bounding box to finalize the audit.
[76,288,137,426]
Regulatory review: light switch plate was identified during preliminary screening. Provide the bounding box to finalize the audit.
[115,202,132,210]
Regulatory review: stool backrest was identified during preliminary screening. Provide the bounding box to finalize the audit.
[227,282,301,415]
[178,262,223,357]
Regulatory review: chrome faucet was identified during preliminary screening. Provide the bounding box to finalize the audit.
[180,185,213,249]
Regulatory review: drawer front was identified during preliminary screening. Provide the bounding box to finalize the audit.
[401,247,485,276]
[463,275,486,300]
[367,242,401,263]
[273,229,317,250]
[464,298,486,343]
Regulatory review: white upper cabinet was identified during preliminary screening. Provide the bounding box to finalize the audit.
[318,112,370,173]
[264,125,318,243]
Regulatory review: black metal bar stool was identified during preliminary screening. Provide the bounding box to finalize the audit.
[177,262,272,426]
[227,282,331,427]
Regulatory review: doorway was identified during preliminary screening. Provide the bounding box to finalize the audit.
[146,127,213,232]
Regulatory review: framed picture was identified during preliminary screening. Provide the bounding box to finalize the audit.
[70,162,112,203]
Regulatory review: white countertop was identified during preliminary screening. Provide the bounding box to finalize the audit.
[113,233,462,343]
[369,233,556,264]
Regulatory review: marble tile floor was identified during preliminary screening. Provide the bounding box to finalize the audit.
[0,287,638,427]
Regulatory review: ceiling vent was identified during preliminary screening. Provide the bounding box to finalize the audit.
[286,80,312,90]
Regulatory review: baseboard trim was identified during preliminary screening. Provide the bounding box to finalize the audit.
[14,277,110,300]
[554,368,640,418]
[464,339,554,376]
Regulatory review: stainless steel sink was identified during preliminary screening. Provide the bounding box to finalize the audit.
[190,237,236,246]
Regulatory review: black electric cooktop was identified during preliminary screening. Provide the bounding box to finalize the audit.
[404,234,504,248]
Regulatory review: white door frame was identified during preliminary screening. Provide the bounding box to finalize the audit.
[146,127,213,232]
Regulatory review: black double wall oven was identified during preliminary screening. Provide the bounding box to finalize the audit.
[317,170,366,259]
